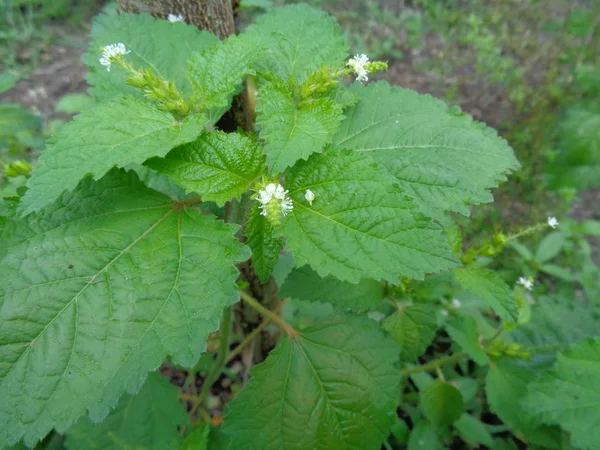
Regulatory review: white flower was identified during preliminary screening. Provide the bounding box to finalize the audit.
[99,43,130,72]
[305,189,315,206]
[258,183,293,218]
[347,53,370,83]
[517,276,534,291]
[168,13,184,23]
[451,298,461,308]
[547,216,559,229]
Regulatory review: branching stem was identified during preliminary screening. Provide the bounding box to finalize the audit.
[239,291,297,338]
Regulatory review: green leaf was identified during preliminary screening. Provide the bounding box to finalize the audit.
[407,421,443,450]
[280,265,384,312]
[256,82,344,172]
[180,425,209,450]
[19,98,207,215]
[66,373,188,450]
[55,93,94,114]
[84,13,218,101]
[534,231,565,263]
[245,4,347,83]
[454,267,518,323]
[382,305,438,362]
[188,35,265,111]
[486,359,562,449]
[523,339,600,450]
[419,380,464,427]
[145,131,264,206]
[245,204,282,283]
[281,148,458,283]
[445,316,490,365]
[222,316,400,450]
[454,414,493,448]
[334,82,520,221]
[0,73,18,94]
[540,264,575,281]
[0,170,249,447]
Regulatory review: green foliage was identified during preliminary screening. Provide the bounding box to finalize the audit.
[222,316,400,449]
[382,305,438,362]
[19,99,207,215]
[66,373,189,450]
[0,170,248,446]
[445,316,489,365]
[524,339,600,450]
[419,380,464,427]
[454,414,493,448]
[245,204,282,283]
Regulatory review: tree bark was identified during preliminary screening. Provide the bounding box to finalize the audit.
[118,0,236,39]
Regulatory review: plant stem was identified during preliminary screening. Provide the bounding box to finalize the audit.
[239,290,297,338]
[401,352,468,376]
[191,306,232,417]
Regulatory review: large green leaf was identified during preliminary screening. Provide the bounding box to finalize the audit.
[382,305,438,362]
[446,316,490,365]
[334,82,520,220]
[280,148,458,283]
[222,316,400,450]
[280,265,384,312]
[0,170,249,446]
[523,339,600,450]
[245,4,347,83]
[19,98,207,215]
[454,267,518,323]
[245,204,282,283]
[66,373,188,450]
[256,82,343,173]
[145,131,264,206]
[187,34,265,111]
[486,359,562,449]
[419,380,464,427]
[84,13,218,101]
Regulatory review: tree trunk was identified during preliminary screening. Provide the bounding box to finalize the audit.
[118,0,236,39]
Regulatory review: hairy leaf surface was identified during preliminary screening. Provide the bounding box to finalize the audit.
[382,305,438,362]
[280,148,458,283]
[280,265,384,311]
[84,13,218,101]
[66,373,188,450]
[0,170,248,446]
[334,82,520,220]
[245,4,347,83]
[19,98,207,215]
[523,339,600,450]
[256,83,343,173]
[222,316,400,450]
[454,267,518,323]
[146,131,264,206]
[245,204,282,283]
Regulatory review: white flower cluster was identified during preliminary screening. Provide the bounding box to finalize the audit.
[99,43,130,72]
[347,54,369,83]
[517,276,534,291]
[168,13,184,23]
[258,183,293,218]
[547,216,559,229]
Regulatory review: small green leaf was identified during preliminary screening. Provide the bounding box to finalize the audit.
[0,73,18,94]
[509,241,533,260]
[540,264,574,281]
[454,414,493,448]
[245,204,282,283]
[334,82,520,221]
[454,267,518,323]
[389,418,409,444]
[419,380,464,427]
[19,98,207,215]
[222,316,400,450]
[245,4,347,83]
[188,35,265,111]
[281,148,458,283]
[180,425,209,450]
[407,421,443,450]
[55,93,94,114]
[66,373,188,450]
[486,359,562,449]
[534,232,565,263]
[445,316,490,365]
[84,13,218,101]
[383,305,438,362]
[146,131,264,206]
[523,339,600,450]
[256,82,343,173]
[0,170,249,447]
[280,265,384,311]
